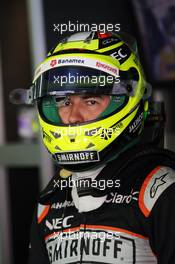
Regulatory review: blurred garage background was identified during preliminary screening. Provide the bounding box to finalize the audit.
[0,0,175,263]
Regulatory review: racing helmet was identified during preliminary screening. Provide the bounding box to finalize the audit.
[28,31,150,171]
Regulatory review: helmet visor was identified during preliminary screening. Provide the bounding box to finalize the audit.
[27,66,138,104]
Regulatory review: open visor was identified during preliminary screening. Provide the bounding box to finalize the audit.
[26,66,139,104]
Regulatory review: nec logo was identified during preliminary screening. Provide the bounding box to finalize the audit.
[46,215,74,230]
[106,44,131,64]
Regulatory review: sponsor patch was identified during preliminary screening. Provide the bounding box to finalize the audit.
[34,57,119,82]
[54,151,100,164]
[129,112,143,134]
[139,166,175,217]
[106,189,139,204]
[58,58,84,64]
[96,61,119,75]
[51,201,74,209]
[104,44,131,64]
[45,226,156,263]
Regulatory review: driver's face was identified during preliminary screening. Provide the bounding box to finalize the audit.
[58,95,110,124]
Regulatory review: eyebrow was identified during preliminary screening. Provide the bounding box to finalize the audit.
[80,95,103,99]
[55,95,104,102]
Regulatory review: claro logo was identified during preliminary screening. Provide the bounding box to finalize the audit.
[106,189,139,204]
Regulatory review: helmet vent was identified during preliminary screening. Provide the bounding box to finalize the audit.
[86,143,95,149]
[55,145,62,150]
[50,131,61,138]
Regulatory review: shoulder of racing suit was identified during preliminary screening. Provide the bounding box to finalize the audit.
[108,144,175,218]
[138,165,175,217]
[38,144,175,216]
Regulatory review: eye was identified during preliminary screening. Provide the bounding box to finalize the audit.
[85,98,100,105]
[87,100,97,105]
[64,98,71,106]
[55,96,71,107]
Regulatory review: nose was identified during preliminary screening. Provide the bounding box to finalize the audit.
[68,105,85,124]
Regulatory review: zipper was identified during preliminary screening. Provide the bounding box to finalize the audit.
[79,213,87,264]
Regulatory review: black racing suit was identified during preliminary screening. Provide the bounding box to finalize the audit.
[28,145,175,264]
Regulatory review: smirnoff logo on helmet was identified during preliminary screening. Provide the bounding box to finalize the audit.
[54,151,100,164]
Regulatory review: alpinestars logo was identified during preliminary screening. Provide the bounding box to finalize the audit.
[150,173,167,198]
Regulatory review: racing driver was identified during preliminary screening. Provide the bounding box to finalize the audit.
[27,31,175,264]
